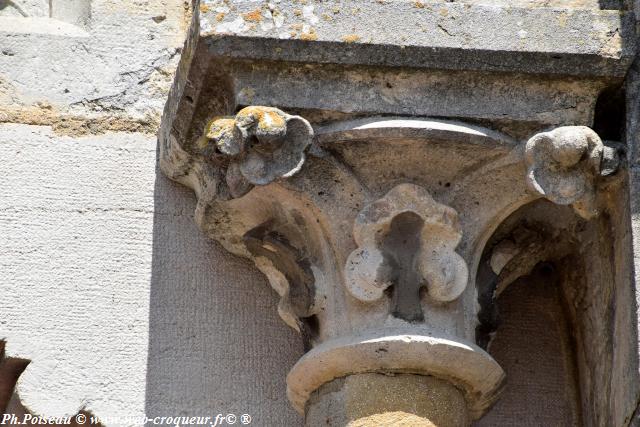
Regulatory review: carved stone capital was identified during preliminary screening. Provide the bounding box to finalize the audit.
[160,100,619,424]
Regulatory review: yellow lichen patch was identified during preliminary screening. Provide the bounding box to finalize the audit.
[258,110,286,131]
[204,117,236,141]
[300,28,318,41]
[291,23,303,31]
[236,107,286,134]
[293,9,302,17]
[236,106,267,123]
[199,3,210,14]
[332,6,340,14]
[439,8,448,16]
[215,12,225,22]
[242,8,262,22]
[342,34,361,43]
[414,1,425,8]
[321,13,332,21]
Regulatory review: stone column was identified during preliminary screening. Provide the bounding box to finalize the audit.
[306,374,468,427]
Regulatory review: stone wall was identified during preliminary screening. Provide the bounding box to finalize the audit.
[0,1,302,425]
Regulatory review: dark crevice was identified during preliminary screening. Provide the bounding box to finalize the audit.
[475,257,500,351]
[381,212,425,322]
[300,315,319,352]
[0,342,29,413]
[593,84,626,142]
[243,221,316,329]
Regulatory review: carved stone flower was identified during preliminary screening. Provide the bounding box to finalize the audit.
[201,106,314,197]
[525,126,603,218]
[344,184,469,307]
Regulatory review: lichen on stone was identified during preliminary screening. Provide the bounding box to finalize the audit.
[200,106,314,197]
[341,34,361,43]
[242,8,263,22]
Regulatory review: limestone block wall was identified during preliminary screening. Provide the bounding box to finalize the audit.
[0,1,302,425]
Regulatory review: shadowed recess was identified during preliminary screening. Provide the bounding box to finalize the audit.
[381,211,425,322]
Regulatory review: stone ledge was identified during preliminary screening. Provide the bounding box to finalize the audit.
[200,0,636,77]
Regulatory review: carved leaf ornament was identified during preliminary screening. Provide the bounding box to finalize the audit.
[344,184,469,310]
[525,126,604,218]
[200,106,314,197]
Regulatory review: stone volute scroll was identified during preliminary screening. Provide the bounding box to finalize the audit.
[524,126,606,219]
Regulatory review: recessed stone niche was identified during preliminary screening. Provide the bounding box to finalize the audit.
[475,194,635,426]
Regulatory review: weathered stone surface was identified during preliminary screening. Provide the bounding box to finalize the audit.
[524,126,605,218]
[0,0,188,134]
[475,193,640,426]
[230,62,607,127]
[0,123,302,425]
[307,373,469,427]
[624,55,640,427]
[345,184,468,309]
[2,0,639,424]
[289,332,503,420]
[202,0,636,77]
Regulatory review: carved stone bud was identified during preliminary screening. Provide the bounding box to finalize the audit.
[525,126,603,218]
[200,106,314,197]
[345,184,468,318]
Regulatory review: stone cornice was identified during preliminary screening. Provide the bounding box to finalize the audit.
[200,0,636,77]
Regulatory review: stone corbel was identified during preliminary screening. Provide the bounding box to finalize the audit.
[160,104,617,425]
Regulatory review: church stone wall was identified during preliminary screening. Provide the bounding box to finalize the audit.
[0,1,302,425]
